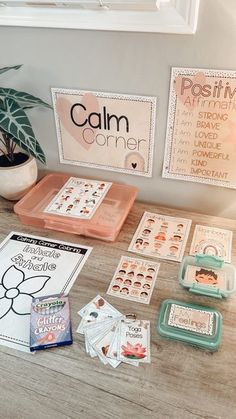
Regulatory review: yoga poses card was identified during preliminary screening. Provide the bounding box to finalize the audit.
[44,177,112,219]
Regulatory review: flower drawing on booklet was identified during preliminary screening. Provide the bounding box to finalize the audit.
[0,265,50,319]
[121,342,147,360]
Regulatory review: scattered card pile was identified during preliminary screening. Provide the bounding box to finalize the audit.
[77,295,150,368]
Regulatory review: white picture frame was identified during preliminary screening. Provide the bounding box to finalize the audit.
[0,0,200,34]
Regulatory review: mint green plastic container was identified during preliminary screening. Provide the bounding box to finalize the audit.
[178,254,236,299]
[157,299,222,351]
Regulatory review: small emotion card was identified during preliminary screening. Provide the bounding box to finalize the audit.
[189,225,233,263]
[107,256,160,304]
[184,265,227,290]
[44,177,112,219]
[128,211,192,262]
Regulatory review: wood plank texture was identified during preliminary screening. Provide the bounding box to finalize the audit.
[0,198,236,419]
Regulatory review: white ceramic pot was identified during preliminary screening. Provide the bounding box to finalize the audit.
[0,155,38,200]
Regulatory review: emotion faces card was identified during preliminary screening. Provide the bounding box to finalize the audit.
[189,225,232,263]
[44,177,112,219]
[128,211,192,262]
[184,265,227,290]
[107,256,160,304]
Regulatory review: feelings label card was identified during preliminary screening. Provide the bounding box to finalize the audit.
[107,255,160,304]
[163,67,236,189]
[117,319,150,363]
[184,265,227,290]
[168,304,214,335]
[0,232,92,352]
[128,211,192,262]
[189,225,232,263]
[52,88,156,177]
[44,177,112,219]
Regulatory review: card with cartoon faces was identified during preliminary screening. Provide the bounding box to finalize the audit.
[184,265,227,290]
[189,225,232,263]
[44,177,112,219]
[107,256,160,304]
[128,211,192,262]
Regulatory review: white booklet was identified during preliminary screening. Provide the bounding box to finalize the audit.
[0,231,92,352]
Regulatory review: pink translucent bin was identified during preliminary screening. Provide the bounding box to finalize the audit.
[14,173,138,242]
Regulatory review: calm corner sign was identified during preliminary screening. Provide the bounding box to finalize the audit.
[52,88,156,177]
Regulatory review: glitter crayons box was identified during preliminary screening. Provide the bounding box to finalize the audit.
[30,294,72,351]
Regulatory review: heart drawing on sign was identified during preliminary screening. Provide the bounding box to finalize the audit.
[56,92,100,151]
[175,71,206,110]
[124,152,145,172]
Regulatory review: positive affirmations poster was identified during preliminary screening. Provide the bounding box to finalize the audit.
[163,67,236,188]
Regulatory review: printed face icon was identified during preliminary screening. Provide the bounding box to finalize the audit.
[136,273,144,280]
[120,287,129,294]
[112,285,120,292]
[118,270,126,276]
[154,242,162,250]
[143,242,149,249]
[115,277,123,284]
[145,275,153,281]
[143,283,150,290]
[133,281,142,288]
[172,235,182,242]
[146,219,155,227]
[124,279,132,286]
[142,229,151,236]
[195,268,218,285]
[147,267,155,273]
[140,291,148,298]
[155,232,166,241]
[135,238,143,249]
[128,271,135,278]
[177,224,184,231]
[169,245,179,254]
[122,262,129,269]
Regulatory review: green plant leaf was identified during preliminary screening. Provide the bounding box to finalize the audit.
[0,65,22,76]
[0,87,52,109]
[0,97,46,164]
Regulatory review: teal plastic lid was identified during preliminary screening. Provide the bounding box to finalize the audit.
[157,299,222,351]
[178,254,236,298]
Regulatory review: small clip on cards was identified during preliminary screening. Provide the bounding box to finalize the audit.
[157,299,222,351]
[179,254,236,298]
[77,296,151,367]
[30,294,72,351]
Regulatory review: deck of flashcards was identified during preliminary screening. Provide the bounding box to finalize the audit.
[107,256,160,304]
[77,296,150,368]
[30,294,72,351]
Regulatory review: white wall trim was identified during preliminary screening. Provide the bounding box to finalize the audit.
[0,0,200,33]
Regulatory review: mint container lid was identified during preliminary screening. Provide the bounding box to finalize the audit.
[178,254,236,298]
[157,299,222,351]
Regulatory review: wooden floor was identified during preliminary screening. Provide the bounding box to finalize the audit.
[0,197,236,419]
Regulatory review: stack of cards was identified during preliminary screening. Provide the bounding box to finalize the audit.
[77,295,150,368]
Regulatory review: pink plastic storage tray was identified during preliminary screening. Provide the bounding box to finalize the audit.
[14,173,138,242]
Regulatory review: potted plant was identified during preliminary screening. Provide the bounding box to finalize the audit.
[0,65,51,200]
